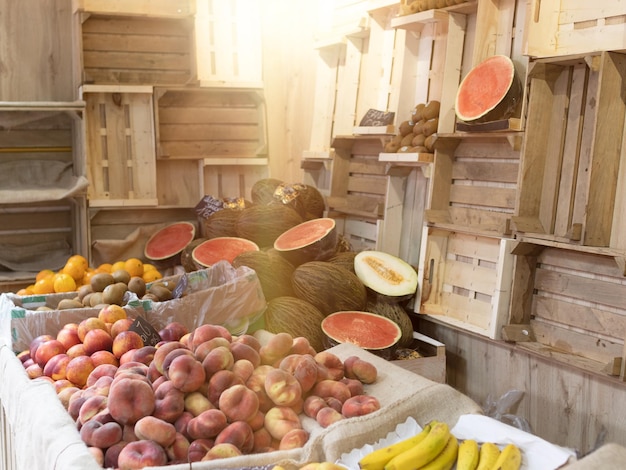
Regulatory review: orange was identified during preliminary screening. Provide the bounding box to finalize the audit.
[36,269,55,282]
[66,254,89,271]
[53,273,77,293]
[111,261,126,273]
[143,263,157,273]
[81,269,96,285]
[32,277,55,295]
[62,261,85,282]
[96,263,113,273]
[16,287,33,296]
[124,258,144,277]
[143,270,162,283]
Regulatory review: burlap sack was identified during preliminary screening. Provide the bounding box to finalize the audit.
[564,443,626,468]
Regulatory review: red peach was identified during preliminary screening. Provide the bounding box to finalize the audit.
[252,427,273,453]
[90,350,119,367]
[344,356,378,384]
[290,336,316,355]
[279,428,309,450]
[80,419,123,448]
[29,334,54,360]
[191,324,232,351]
[341,377,365,397]
[104,441,128,469]
[66,355,96,388]
[232,359,255,382]
[108,377,155,425]
[314,351,345,381]
[153,380,185,423]
[158,321,188,342]
[303,395,327,419]
[167,354,205,393]
[188,438,214,462]
[342,395,381,418]
[194,337,231,362]
[43,353,70,381]
[83,328,113,356]
[130,346,157,366]
[201,442,242,461]
[112,331,144,359]
[66,343,87,359]
[230,341,261,368]
[311,379,351,404]
[218,384,260,422]
[78,394,108,424]
[165,431,190,463]
[214,420,254,454]
[134,415,177,448]
[201,346,234,377]
[56,326,81,350]
[25,363,43,379]
[174,411,194,438]
[316,406,345,428]
[263,406,302,440]
[259,332,293,365]
[57,385,81,410]
[88,446,104,466]
[264,368,302,407]
[152,341,185,375]
[117,439,167,470]
[110,318,134,339]
[98,304,127,324]
[279,354,318,393]
[233,334,261,352]
[187,409,228,440]
[247,410,265,431]
[207,369,244,405]
[35,339,66,368]
[77,317,107,342]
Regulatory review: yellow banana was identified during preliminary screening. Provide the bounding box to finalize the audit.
[418,434,459,470]
[475,442,501,470]
[359,423,433,470]
[492,443,522,470]
[384,421,450,470]
[456,439,479,470]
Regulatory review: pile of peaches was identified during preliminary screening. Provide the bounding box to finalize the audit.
[18,306,382,469]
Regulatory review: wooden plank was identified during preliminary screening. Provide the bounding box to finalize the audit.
[559,0,626,24]
[347,175,388,195]
[438,12,466,134]
[442,258,498,296]
[452,161,519,183]
[156,159,201,207]
[333,37,363,136]
[81,16,191,36]
[449,185,516,209]
[538,246,623,278]
[447,207,512,235]
[348,159,388,176]
[74,0,195,17]
[471,0,516,65]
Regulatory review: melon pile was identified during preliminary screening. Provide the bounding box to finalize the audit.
[384,100,440,154]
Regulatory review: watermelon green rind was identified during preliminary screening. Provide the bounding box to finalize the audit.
[273,218,338,266]
[144,221,196,261]
[191,237,260,268]
[321,311,402,358]
[455,55,521,123]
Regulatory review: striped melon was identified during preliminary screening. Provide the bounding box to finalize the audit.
[264,296,326,352]
[365,301,414,347]
[232,249,295,300]
[235,204,303,248]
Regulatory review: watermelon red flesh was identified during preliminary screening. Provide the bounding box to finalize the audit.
[455,55,519,123]
[274,218,338,265]
[321,311,401,350]
[192,237,259,267]
[144,222,196,261]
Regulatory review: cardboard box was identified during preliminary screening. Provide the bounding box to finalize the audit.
[391,331,446,383]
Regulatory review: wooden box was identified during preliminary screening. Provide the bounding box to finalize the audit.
[82,85,158,207]
[74,6,196,86]
[513,52,626,250]
[525,0,626,58]
[426,134,521,236]
[417,227,515,339]
[391,331,446,383]
[509,245,626,379]
[155,88,268,160]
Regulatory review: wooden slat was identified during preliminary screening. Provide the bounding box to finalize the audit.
[74,0,195,18]
[82,33,189,54]
[159,124,260,142]
[559,0,626,25]
[447,232,501,263]
[84,51,190,71]
[443,258,498,296]
[159,141,261,158]
[81,17,190,36]
[159,108,259,124]
[452,161,519,183]
[449,185,516,209]
[347,175,387,195]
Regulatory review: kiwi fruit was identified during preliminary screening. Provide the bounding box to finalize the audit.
[425,134,437,152]
[412,133,426,147]
[413,120,427,135]
[384,140,402,153]
[423,100,441,120]
[149,284,173,302]
[401,133,415,147]
[57,298,84,310]
[398,120,414,136]
[412,103,426,122]
[112,269,131,285]
[127,276,146,298]
[91,273,115,293]
[89,292,104,307]
[423,118,439,137]
[77,284,93,302]
[102,282,127,306]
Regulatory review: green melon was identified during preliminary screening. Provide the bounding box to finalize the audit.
[365,300,414,348]
[180,237,206,272]
[203,208,242,239]
[326,251,357,274]
[297,184,326,220]
[291,261,367,316]
[251,178,285,205]
[232,249,295,300]
[264,296,326,352]
[236,204,303,248]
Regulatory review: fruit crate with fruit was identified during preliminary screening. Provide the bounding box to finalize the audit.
[524,0,626,58]
[390,331,446,383]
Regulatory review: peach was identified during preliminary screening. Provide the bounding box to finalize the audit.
[110,318,134,339]
[151,375,167,393]
[66,355,96,388]
[167,354,205,393]
[232,359,255,382]
[152,380,185,423]
[174,411,194,437]
[83,328,113,356]
[165,431,190,463]
[43,353,70,381]
[194,337,231,361]
[259,332,293,365]
[117,440,167,470]
[303,395,327,419]
[315,407,344,428]
[88,446,104,466]
[290,336,316,355]
[311,379,351,404]
[214,420,254,453]
[134,415,177,448]
[191,324,232,351]
[201,442,242,461]
[77,317,107,342]
[119,349,138,366]
[279,428,309,450]
[342,395,381,418]
[130,345,157,366]
[207,369,244,405]
[56,326,81,350]
[201,345,234,377]
[180,332,192,349]
[279,354,318,393]
[68,390,89,421]
[147,361,162,383]
[98,304,127,323]
[86,363,118,387]
[252,427,273,453]
[66,343,87,359]
[230,341,261,368]
[188,438,214,462]
[245,365,275,413]
[57,385,81,410]
[264,406,302,440]
[187,408,228,440]
[29,334,54,360]
[218,384,260,422]
[344,356,377,384]
[264,368,302,407]
[108,377,155,425]
[234,334,261,352]
[158,321,188,343]
[123,423,138,443]
[314,351,344,381]
[90,350,119,367]
[112,330,144,359]
[80,419,123,448]
[184,391,214,417]
[25,363,43,379]
[340,377,364,397]
[78,394,108,424]
[104,441,128,469]
[34,339,66,368]
[246,410,265,431]
[161,348,195,375]
[89,375,114,397]
[152,341,185,375]
[325,396,343,413]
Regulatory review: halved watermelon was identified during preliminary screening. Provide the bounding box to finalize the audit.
[273,217,338,266]
[321,311,402,359]
[191,237,259,268]
[455,55,521,123]
[144,221,196,266]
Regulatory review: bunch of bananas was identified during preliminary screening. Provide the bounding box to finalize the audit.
[358,421,522,470]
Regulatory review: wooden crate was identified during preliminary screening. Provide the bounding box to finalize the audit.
[426,133,521,236]
[75,8,196,86]
[513,52,626,250]
[195,0,263,87]
[509,245,626,379]
[416,227,515,339]
[82,85,158,207]
[155,88,267,160]
[525,0,626,58]
[391,331,446,383]
[202,160,269,201]
[73,0,196,18]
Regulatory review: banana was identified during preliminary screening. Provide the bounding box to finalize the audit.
[456,439,479,470]
[383,421,450,470]
[358,423,433,470]
[475,442,501,470]
[418,434,459,470]
[492,443,522,470]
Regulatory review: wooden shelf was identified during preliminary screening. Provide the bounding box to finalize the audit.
[203,158,269,166]
[379,152,434,165]
[73,0,195,18]
[391,1,477,31]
